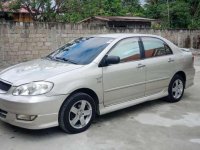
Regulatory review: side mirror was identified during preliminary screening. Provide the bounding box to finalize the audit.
[100,55,120,67]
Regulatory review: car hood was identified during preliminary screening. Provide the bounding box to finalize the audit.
[0,59,83,85]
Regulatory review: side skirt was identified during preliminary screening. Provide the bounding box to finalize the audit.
[99,90,168,115]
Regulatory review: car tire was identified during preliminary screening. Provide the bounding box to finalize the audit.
[59,92,96,134]
[166,75,185,103]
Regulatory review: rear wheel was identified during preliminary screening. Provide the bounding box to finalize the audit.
[59,93,96,133]
[166,75,185,103]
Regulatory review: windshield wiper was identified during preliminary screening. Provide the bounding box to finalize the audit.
[45,55,55,60]
[45,55,61,62]
[55,57,78,64]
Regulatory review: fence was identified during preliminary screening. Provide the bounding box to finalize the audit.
[0,21,200,68]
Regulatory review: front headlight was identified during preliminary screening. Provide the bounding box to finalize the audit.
[13,81,53,96]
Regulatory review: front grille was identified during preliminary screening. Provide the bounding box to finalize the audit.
[0,80,12,92]
[0,109,7,118]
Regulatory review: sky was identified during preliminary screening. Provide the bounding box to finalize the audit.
[140,0,146,5]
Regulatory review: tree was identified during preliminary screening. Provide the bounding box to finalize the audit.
[0,3,2,10]
[169,1,190,28]
[144,0,197,29]
[9,0,66,21]
[6,0,199,29]
[56,0,144,22]
[122,0,144,16]
[186,0,200,28]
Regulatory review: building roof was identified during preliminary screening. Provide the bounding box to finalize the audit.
[78,16,156,23]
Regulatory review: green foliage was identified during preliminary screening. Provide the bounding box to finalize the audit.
[144,0,200,29]
[4,0,200,29]
[7,0,144,22]
[189,20,200,29]
[170,1,190,28]
[151,23,162,29]
[0,3,3,11]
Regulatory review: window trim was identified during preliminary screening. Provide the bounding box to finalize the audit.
[99,37,143,67]
[140,36,173,59]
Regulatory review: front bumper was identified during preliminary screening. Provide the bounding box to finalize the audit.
[0,93,67,129]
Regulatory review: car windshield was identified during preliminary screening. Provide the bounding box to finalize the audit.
[47,37,114,65]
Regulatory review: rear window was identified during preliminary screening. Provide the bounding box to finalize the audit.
[142,37,173,58]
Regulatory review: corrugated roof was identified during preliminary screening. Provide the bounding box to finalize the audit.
[78,16,155,23]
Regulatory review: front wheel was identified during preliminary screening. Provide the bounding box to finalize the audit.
[59,93,96,134]
[166,75,185,103]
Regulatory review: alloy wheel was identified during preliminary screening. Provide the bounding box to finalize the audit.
[69,100,92,129]
[172,79,184,99]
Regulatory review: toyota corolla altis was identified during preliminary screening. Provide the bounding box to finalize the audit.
[0,34,195,133]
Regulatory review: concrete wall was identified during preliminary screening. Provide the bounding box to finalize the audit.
[0,21,200,68]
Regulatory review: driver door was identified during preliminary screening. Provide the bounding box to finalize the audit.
[102,37,146,106]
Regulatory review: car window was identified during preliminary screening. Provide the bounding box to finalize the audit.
[108,38,140,63]
[47,37,114,65]
[142,37,173,58]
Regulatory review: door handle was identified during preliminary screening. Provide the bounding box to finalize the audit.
[168,58,174,62]
[137,64,146,68]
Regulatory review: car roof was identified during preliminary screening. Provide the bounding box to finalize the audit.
[93,33,163,39]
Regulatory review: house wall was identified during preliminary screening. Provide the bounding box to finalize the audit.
[13,13,33,22]
[0,21,200,68]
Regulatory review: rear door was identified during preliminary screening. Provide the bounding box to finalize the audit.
[141,37,176,96]
[102,37,146,106]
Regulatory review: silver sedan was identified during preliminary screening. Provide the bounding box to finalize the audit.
[0,34,195,133]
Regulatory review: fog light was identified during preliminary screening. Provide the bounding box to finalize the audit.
[16,114,37,121]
